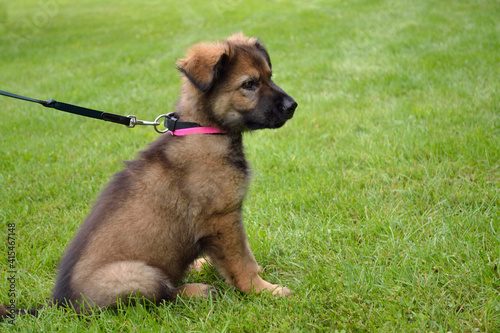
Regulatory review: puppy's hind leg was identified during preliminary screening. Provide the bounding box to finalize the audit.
[75,261,176,310]
[189,258,210,272]
[176,283,219,299]
[190,257,263,273]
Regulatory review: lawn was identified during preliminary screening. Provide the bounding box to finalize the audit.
[1,0,499,331]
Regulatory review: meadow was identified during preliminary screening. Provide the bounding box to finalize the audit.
[0,0,499,331]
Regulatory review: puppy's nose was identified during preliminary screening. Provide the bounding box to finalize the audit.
[283,97,297,117]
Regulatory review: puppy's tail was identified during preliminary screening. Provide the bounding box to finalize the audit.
[0,304,41,321]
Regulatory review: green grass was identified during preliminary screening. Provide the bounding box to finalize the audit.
[1,0,499,331]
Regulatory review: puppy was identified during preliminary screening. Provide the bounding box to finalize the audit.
[1,33,297,317]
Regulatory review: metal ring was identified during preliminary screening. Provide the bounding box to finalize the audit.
[154,114,170,134]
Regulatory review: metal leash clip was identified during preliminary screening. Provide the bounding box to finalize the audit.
[127,114,172,134]
[126,115,160,128]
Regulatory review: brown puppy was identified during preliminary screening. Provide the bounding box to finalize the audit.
[3,33,297,316]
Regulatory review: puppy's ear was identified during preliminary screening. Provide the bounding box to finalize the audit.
[255,40,272,70]
[176,43,229,93]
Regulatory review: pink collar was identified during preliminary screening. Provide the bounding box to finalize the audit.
[171,127,227,136]
[161,113,227,136]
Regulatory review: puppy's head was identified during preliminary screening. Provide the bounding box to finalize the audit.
[176,33,297,132]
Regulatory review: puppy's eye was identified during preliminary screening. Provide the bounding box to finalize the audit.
[241,81,258,90]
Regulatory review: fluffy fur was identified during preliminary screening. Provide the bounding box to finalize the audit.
[1,33,297,318]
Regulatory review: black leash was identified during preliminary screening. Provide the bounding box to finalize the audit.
[0,89,171,133]
[1,90,137,126]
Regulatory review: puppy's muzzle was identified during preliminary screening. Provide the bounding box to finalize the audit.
[282,96,298,119]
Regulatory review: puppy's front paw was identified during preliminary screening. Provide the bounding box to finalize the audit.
[271,285,291,298]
